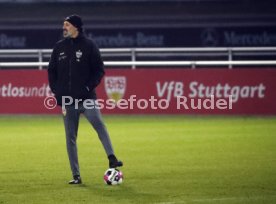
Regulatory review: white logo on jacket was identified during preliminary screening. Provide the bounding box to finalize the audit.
[76,50,82,62]
[58,52,67,61]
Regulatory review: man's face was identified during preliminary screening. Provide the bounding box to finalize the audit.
[63,21,78,38]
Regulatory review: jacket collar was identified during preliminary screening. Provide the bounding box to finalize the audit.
[66,33,85,43]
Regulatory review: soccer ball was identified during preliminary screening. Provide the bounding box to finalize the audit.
[103,168,123,185]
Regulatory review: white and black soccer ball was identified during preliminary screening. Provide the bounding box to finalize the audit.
[103,168,123,185]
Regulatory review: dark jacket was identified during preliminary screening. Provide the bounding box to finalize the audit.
[48,34,104,105]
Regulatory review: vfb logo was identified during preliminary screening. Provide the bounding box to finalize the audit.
[156,81,184,101]
[105,76,126,102]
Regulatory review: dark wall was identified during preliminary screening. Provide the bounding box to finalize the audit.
[0,0,276,48]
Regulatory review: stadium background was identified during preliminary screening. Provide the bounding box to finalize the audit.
[0,0,276,204]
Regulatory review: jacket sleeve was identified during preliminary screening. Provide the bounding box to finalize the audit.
[87,42,105,90]
[48,46,58,94]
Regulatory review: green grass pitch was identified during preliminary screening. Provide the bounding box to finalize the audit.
[0,115,275,204]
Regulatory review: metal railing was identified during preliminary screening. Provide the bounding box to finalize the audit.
[0,47,276,69]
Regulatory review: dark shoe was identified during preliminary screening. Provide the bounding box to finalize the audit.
[108,154,123,168]
[68,175,82,184]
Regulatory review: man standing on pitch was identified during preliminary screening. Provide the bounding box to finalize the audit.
[48,14,123,184]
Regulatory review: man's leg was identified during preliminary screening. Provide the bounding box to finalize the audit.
[83,104,123,168]
[83,105,114,155]
[63,105,81,180]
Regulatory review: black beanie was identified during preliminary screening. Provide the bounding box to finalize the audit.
[64,14,83,32]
